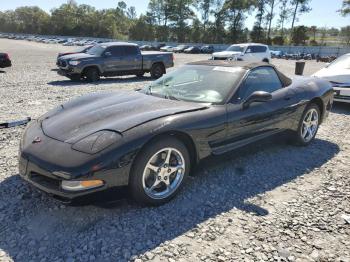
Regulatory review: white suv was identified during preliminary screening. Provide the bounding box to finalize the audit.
[212,43,271,63]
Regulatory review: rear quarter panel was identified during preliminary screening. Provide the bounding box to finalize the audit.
[141,51,174,70]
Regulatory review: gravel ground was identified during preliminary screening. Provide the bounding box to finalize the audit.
[0,39,349,262]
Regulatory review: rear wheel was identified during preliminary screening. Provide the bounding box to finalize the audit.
[129,137,190,206]
[291,104,320,146]
[85,67,100,82]
[150,63,165,79]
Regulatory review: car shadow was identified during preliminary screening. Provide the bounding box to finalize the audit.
[0,70,6,73]
[0,136,339,261]
[48,76,154,87]
[331,102,350,115]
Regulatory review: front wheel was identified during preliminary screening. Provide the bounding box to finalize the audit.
[291,104,320,146]
[129,137,190,206]
[85,68,100,82]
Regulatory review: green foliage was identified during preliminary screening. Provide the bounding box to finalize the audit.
[291,25,309,45]
[272,36,285,45]
[339,0,350,16]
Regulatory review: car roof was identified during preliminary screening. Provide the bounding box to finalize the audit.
[100,42,138,47]
[229,43,268,47]
[187,60,272,69]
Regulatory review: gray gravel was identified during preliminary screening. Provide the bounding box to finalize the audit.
[0,39,349,262]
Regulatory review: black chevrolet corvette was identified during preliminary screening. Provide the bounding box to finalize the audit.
[19,61,333,205]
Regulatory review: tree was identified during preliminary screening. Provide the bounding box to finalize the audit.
[223,0,256,43]
[340,26,350,45]
[252,0,268,42]
[291,25,308,45]
[195,0,214,30]
[277,0,292,37]
[168,0,195,42]
[339,0,350,16]
[290,0,312,36]
[266,0,276,41]
[309,25,317,41]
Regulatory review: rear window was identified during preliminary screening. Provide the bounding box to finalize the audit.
[124,46,139,55]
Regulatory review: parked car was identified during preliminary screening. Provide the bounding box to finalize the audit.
[160,46,174,52]
[270,50,284,58]
[212,43,271,63]
[57,42,174,81]
[57,45,93,60]
[0,53,12,68]
[184,46,201,54]
[313,53,350,103]
[140,45,153,51]
[19,60,333,205]
[201,45,214,54]
[173,45,190,53]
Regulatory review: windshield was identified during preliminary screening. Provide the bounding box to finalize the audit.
[226,45,245,52]
[142,65,245,103]
[86,45,106,56]
[328,54,350,69]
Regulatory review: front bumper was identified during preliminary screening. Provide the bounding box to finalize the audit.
[333,86,350,103]
[57,67,82,77]
[19,122,131,201]
[0,59,11,68]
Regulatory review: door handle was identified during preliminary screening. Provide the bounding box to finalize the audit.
[284,96,291,101]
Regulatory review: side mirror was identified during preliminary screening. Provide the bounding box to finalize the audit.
[245,48,252,54]
[104,51,112,57]
[243,91,272,109]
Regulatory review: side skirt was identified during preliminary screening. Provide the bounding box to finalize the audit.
[212,129,284,155]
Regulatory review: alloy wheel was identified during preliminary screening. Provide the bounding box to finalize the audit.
[142,147,185,200]
[301,108,319,142]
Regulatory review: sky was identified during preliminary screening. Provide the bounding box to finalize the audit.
[0,0,349,29]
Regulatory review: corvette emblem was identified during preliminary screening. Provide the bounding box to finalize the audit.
[32,137,42,144]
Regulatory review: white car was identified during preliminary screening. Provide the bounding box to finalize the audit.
[313,53,350,103]
[212,43,271,63]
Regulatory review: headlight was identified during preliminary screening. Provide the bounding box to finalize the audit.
[69,60,80,66]
[72,130,121,154]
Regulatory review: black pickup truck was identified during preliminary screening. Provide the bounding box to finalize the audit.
[0,53,11,68]
[57,42,174,82]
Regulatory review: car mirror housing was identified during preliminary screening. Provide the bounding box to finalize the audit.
[243,91,272,109]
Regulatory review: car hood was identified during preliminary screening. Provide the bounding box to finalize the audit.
[312,67,350,84]
[59,53,98,60]
[212,51,242,58]
[41,91,209,144]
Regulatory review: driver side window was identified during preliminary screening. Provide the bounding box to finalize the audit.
[238,67,283,100]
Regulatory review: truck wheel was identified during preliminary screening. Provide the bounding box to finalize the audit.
[85,68,100,82]
[68,75,81,81]
[151,64,164,79]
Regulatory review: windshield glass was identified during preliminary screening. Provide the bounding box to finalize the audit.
[226,45,245,52]
[328,54,350,69]
[86,45,106,56]
[142,65,245,103]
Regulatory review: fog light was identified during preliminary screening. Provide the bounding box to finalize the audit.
[61,180,104,191]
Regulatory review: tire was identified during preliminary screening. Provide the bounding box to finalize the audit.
[150,63,165,79]
[129,137,190,206]
[291,103,321,146]
[85,67,100,82]
[68,75,81,81]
